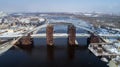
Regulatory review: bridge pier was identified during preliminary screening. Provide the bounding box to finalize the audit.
[46,25,54,46]
[68,25,76,46]
[89,34,100,43]
[20,35,33,45]
[15,34,33,46]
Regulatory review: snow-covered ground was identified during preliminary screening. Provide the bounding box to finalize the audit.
[0,11,7,18]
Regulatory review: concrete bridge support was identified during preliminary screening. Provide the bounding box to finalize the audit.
[20,35,33,45]
[89,34,100,43]
[46,25,54,46]
[68,25,76,46]
[15,34,33,46]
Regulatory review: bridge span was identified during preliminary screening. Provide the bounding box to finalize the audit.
[0,22,119,45]
[0,21,119,55]
[0,33,120,38]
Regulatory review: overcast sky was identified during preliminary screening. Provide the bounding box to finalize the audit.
[0,0,120,13]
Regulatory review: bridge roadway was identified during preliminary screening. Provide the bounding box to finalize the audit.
[31,33,120,38]
[0,37,22,55]
[0,22,120,38]
[0,33,120,38]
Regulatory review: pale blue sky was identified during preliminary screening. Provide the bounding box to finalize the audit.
[0,0,120,13]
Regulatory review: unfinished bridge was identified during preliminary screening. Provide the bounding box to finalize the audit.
[0,22,119,45]
[0,21,120,54]
[7,22,105,46]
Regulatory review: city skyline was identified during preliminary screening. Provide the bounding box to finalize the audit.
[0,0,120,14]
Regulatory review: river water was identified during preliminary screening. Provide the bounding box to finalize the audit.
[0,16,108,67]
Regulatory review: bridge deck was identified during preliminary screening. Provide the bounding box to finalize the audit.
[31,33,90,38]
[0,37,21,55]
[0,33,120,38]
